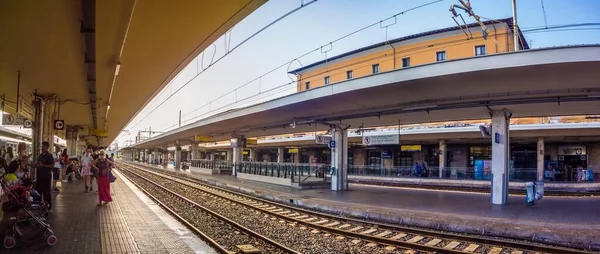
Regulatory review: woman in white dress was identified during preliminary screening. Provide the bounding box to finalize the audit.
[80,148,94,192]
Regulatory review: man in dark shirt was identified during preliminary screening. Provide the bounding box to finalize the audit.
[36,141,55,211]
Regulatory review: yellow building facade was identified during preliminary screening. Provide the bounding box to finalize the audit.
[290,18,528,92]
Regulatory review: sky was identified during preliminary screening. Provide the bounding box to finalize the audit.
[112,0,600,147]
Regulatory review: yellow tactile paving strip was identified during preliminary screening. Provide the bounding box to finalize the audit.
[99,188,141,254]
[99,171,195,254]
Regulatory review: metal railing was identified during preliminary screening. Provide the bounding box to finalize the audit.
[348,165,538,182]
[171,159,543,182]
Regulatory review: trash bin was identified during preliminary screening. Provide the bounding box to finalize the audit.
[526,182,536,205]
[535,182,544,201]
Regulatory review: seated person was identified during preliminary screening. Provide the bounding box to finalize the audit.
[3,160,20,187]
[66,161,80,182]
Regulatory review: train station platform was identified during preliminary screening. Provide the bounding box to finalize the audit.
[128,161,600,250]
[0,170,213,253]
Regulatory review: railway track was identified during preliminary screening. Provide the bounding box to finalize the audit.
[116,168,299,254]
[118,162,592,254]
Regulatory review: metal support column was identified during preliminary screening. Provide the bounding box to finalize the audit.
[32,97,45,181]
[277,147,284,163]
[330,126,348,191]
[175,146,182,169]
[537,137,545,182]
[491,110,511,205]
[439,140,447,178]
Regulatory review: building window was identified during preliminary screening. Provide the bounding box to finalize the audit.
[402,57,410,68]
[436,51,446,62]
[346,70,353,79]
[305,82,310,90]
[475,45,486,56]
[372,64,380,74]
[324,76,330,85]
[396,152,413,167]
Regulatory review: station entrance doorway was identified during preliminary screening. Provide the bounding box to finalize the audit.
[557,145,587,181]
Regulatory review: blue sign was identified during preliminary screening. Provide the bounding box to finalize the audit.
[328,140,336,149]
[494,133,500,144]
[381,150,392,159]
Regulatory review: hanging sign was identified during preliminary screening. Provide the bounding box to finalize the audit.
[558,146,586,155]
[195,135,211,142]
[53,120,65,130]
[89,129,108,137]
[401,145,422,151]
[23,119,33,128]
[288,148,299,153]
[2,114,26,126]
[315,135,332,144]
[362,134,399,146]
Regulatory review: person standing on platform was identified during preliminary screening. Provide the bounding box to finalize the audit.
[80,148,94,193]
[4,146,14,162]
[51,147,61,192]
[61,149,69,183]
[90,150,114,206]
[36,141,55,212]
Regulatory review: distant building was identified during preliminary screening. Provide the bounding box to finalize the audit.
[290,17,528,91]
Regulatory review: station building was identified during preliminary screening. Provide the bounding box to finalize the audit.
[291,17,528,92]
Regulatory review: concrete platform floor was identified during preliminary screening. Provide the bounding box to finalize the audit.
[0,170,213,254]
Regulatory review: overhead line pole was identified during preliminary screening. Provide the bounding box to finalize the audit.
[512,0,519,51]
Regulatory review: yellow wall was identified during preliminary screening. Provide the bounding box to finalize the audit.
[296,25,515,92]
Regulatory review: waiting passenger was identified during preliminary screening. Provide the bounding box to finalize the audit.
[90,150,114,206]
[4,147,14,163]
[81,149,94,193]
[61,149,69,183]
[35,141,55,211]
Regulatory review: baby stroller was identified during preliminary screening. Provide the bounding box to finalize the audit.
[0,176,56,249]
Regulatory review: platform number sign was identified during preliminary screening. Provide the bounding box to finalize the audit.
[328,140,336,149]
[23,120,33,128]
[54,120,65,130]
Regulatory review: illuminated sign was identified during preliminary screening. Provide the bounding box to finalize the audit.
[401,145,422,151]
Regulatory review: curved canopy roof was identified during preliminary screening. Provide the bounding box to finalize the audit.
[0,0,266,146]
[129,45,600,149]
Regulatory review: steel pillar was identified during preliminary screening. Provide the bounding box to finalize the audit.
[330,126,348,191]
[491,111,510,205]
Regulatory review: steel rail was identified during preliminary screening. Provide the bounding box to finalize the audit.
[116,169,231,254]
[121,162,593,254]
[117,167,302,254]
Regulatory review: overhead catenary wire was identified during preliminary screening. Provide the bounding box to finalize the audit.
[127,0,321,131]
[132,0,444,134]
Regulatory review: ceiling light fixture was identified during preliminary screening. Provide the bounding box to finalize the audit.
[114,63,121,76]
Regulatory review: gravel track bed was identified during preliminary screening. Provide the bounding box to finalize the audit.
[123,171,287,254]
[133,165,597,253]
[124,167,424,254]
[121,165,596,254]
